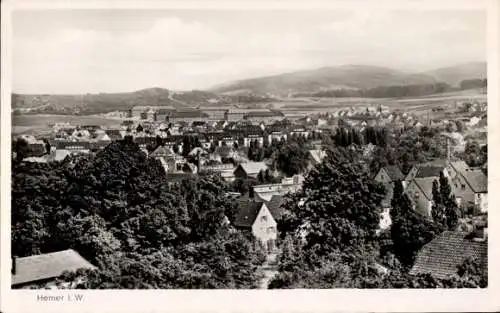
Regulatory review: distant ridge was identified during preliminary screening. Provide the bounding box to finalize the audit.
[209,62,486,97]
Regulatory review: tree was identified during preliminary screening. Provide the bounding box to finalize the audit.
[12,139,262,289]
[390,186,440,267]
[12,138,29,162]
[274,142,310,177]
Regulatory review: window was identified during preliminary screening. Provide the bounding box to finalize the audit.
[261,216,267,222]
[267,227,275,234]
[461,184,466,190]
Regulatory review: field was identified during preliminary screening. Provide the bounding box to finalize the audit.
[12,114,123,135]
[275,89,486,119]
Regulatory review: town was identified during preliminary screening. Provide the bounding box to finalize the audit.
[11,98,487,289]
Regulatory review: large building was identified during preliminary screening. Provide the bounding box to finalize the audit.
[129,106,176,120]
[166,110,210,124]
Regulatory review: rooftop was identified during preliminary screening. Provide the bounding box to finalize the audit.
[12,249,96,286]
[410,231,487,279]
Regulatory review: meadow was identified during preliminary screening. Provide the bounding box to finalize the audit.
[12,114,123,135]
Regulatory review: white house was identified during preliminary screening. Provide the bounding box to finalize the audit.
[233,200,278,253]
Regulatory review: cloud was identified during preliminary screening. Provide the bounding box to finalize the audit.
[13,11,485,93]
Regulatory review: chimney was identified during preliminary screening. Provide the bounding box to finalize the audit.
[11,256,17,275]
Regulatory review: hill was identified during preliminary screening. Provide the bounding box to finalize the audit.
[210,63,486,97]
[12,88,231,115]
[417,62,486,87]
[210,65,438,97]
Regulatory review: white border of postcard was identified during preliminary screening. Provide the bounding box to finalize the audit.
[1,0,499,312]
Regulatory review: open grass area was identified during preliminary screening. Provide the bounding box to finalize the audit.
[12,114,123,135]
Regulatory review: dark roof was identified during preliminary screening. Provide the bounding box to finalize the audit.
[233,199,265,228]
[265,195,285,221]
[55,140,91,150]
[214,146,236,158]
[384,165,404,181]
[461,169,487,193]
[12,249,96,286]
[415,166,443,178]
[236,162,269,175]
[410,231,487,279]
[412,177,436,200]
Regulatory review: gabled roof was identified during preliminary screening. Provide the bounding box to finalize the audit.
[309,149,326,164]
[12,249,96,286]
[411,177,437,200]
[414,166,443,178]
[410,231,487,279]
[150,145,175,157]
[237,162,268,176]
[233,199,266,228]
[461,169,487,193]
[383,165,404,181]
[265,195,285,221]
[449,160,469,173]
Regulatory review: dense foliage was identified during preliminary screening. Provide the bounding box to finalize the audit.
[269,144,486,288]
[12,138,264,288]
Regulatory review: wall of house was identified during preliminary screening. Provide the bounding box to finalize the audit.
[251,204,278,253]
[374,169,393,184]
[379,207,392,231]
[450,175,475,206]
[476,193,488,213]
[233,166,248,179]
[405,182,432,217]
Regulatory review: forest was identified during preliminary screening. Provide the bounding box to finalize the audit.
[293,79,487,98]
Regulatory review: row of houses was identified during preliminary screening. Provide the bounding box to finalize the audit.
[375,159,488,230]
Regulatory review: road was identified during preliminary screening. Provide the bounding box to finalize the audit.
[258,252,279,289]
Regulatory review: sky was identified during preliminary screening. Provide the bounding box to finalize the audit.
[12,8,486,94]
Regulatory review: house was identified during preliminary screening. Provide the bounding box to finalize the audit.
[150,145,186,173]
[233,199,278,253]
[267,130,287,143]
[252,175,303,201]
[404,161,448,187]
[374,166,402,231]
[409,230,487,279]
[264,195,285,221]
[213,146,239,161]
[451,168,488,214]
[54,140,91,154]
[129,106,176,119]
[166,110,209,124]
[374,165,404,185]
[11,249,96,289]
[243,134,264,147]
[18,135,46,156]
[405,177,436,217]
[309,149,326,165]
[224,109,247,121]
[234,161,269,179]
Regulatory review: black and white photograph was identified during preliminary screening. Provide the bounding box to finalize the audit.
[1,0,498,311]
